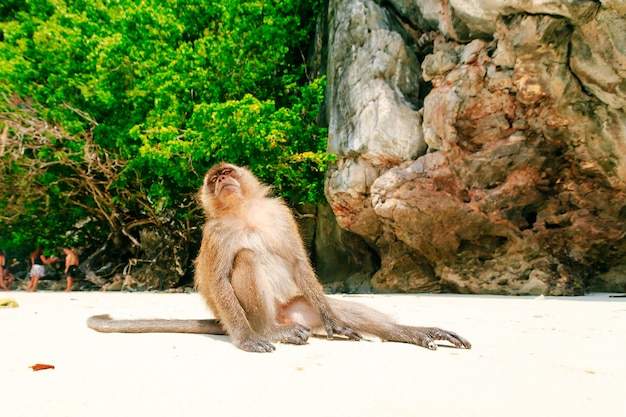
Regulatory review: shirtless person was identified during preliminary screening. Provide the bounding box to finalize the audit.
[63,248,79,292]
[0,250,12,291]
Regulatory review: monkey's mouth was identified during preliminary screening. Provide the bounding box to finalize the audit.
[219,184,238,195]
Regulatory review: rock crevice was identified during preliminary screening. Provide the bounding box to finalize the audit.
[324,0,626,294]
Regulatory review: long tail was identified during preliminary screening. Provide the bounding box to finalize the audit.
[86,314,227,335]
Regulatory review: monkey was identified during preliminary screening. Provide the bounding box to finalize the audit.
[87,163,471,353]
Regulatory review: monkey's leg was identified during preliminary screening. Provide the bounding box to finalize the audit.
[231,250,310,347]
[328,298,471,350]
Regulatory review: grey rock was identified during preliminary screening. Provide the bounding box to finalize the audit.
[322,0,626,294]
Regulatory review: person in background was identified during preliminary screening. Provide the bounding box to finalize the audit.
[0,250,12,291]
[1,270,14,291]
[63,248,79,292]
[26,246,57,292]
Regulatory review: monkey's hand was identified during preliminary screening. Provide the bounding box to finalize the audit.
[415,327,472,350]
[233,332,276,353]
[321,314,361,341]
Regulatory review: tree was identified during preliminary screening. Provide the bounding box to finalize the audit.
[0,0,330,288]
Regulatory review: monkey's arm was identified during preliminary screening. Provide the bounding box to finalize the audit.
[209,253,278,353]
[86,314,226,334]
[216,283,276,352]
[196,227,278,352]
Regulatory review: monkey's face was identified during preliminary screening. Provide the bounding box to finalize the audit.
[200,163,269,217]
[204,164,242,198]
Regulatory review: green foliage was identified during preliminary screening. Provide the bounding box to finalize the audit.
[135,78,330,205]
[0,0,329,257]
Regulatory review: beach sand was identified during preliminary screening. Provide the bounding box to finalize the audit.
[1,291,624,417]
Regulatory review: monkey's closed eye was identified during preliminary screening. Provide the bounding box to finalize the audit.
[209,169,233,183]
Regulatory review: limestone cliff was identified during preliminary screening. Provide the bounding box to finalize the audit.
[322,0,626,295]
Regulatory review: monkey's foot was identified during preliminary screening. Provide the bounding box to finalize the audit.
[235,332,276,353]
[418,327,472,350]
[274,323,311,345]
[322,316,362,341]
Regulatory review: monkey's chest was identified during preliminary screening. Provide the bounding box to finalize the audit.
[237,226,300,303]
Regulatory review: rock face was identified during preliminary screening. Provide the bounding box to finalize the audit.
[324,0,626,295]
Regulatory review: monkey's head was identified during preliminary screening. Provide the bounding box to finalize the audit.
[200,163,270,217]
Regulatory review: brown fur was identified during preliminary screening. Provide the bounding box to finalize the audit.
[87,163,471,353]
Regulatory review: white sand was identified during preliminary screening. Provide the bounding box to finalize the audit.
[1,291,624,417]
